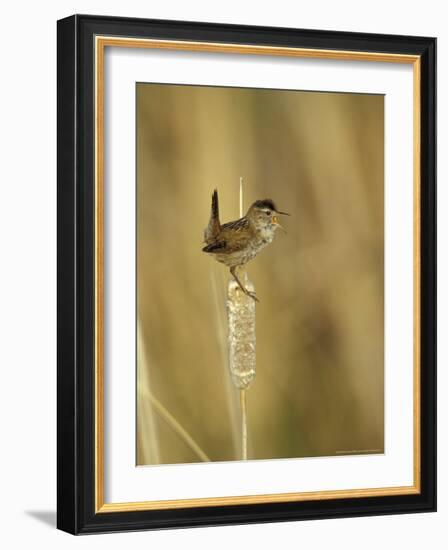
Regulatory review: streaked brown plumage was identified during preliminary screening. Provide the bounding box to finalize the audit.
[202,189,289,301]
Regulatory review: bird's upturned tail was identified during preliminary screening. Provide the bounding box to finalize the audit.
[203,189,221,245]
[211,189,219,220]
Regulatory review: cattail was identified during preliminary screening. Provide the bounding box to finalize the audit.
[227,271,256,389]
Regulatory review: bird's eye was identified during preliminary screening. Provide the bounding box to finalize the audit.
[266,210,271,216]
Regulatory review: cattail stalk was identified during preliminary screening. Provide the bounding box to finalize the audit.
[240,387,248,460]
[227,177,256,460]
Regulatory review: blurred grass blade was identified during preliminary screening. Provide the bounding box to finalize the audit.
[141,389,211,462]
[137,319,160,465]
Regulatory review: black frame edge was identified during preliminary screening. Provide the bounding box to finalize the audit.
[419,36,437,514]
[57,14,79,535]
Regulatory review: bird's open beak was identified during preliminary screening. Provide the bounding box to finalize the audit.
[276,210,290,216]
[272,215,287,233]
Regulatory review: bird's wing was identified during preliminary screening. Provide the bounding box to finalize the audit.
[202,241,227,253]
[202,218,254,254]
[221,217,250,232]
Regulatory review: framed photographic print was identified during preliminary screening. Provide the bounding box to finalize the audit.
[57,14,436,534]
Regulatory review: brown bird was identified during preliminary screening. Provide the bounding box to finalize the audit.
[202,189,289,301]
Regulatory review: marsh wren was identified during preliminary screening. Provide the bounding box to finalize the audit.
[202,189,289,301]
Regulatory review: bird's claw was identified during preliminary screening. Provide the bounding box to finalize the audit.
[250,293,259,303]
[246,290,259,303]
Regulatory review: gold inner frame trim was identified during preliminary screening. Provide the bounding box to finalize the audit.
[94,35,421,513]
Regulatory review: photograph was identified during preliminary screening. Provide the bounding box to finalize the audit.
[136,82,385,466]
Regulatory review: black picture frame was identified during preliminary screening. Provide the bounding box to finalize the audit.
[57,14,436,535]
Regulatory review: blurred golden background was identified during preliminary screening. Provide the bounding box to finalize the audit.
[136,83,384,465]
